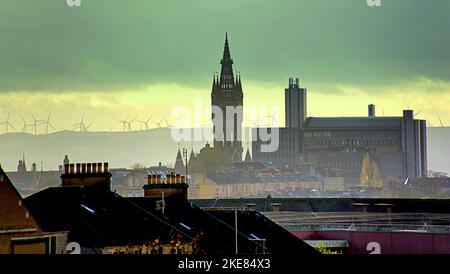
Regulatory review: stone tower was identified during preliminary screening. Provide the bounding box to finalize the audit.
[211,33,244,161]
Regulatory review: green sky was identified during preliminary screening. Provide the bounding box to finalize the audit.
[0,0,449,131]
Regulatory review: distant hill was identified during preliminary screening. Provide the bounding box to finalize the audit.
[0,127,448,174]
[0,128,213,171]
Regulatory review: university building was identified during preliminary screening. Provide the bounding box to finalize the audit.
[252,78,428,186]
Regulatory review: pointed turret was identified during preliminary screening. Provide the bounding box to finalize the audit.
[174,148,185,175]
[244,148,252,162]
[212,72,217,90]
[22,152,27,171]
[221,32,233,64]
[189,148,195,163]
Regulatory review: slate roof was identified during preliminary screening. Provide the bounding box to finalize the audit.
[206,171,319,185]
[305,117,403,129]
[23,184,318,254]
[129,197,318,255]
[192,197,450,214]
[24,185,193,249]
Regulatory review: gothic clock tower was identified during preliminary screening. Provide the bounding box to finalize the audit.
[211,33,243,161]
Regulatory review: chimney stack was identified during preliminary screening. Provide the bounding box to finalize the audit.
[271,203,282,212]
[61,162,112,190]
[148,174,155,184]
[144,172,189,203]
[368,104,376,117]
[403,110,414,120]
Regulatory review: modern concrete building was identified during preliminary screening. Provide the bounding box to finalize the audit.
[303,109,427,185]
[285,77,307,129]
[252,78,428,187]
[252,127,303,168]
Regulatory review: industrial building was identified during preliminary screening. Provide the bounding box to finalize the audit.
[252,78,428,187]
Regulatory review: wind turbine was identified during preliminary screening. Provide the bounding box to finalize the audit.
[163,117,172,128]
[0,113,15,134]
[245,117,262,128]
[83,122,93,132]
[119,119,128,132]
[155,118,164,128]
[20,115,32,133]
[126,116,137,131]
[264,109,278,127]
[137,115,152,131]
[40,112,55,134]
[29,113,42,135]
[73,113,86,132]
[437,113,444,127]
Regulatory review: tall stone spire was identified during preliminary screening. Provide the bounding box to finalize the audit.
[221,32,232,64]
[211,33,244,162]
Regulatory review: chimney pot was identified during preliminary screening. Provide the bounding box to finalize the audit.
[97,162,103,173]
[271,203,282,212]
[81,163,86,173]
[64,164,70,174]
[76,163,81,174]
[86,163,92,174]
[148,174,155,184]
[104,162,109,173]
[368,104,376,118]
[244,203,257,211]
[92,163,97,173]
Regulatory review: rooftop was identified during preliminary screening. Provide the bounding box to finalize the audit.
[305,117,404,129]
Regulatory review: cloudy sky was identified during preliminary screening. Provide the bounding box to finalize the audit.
[0,0,449,132]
